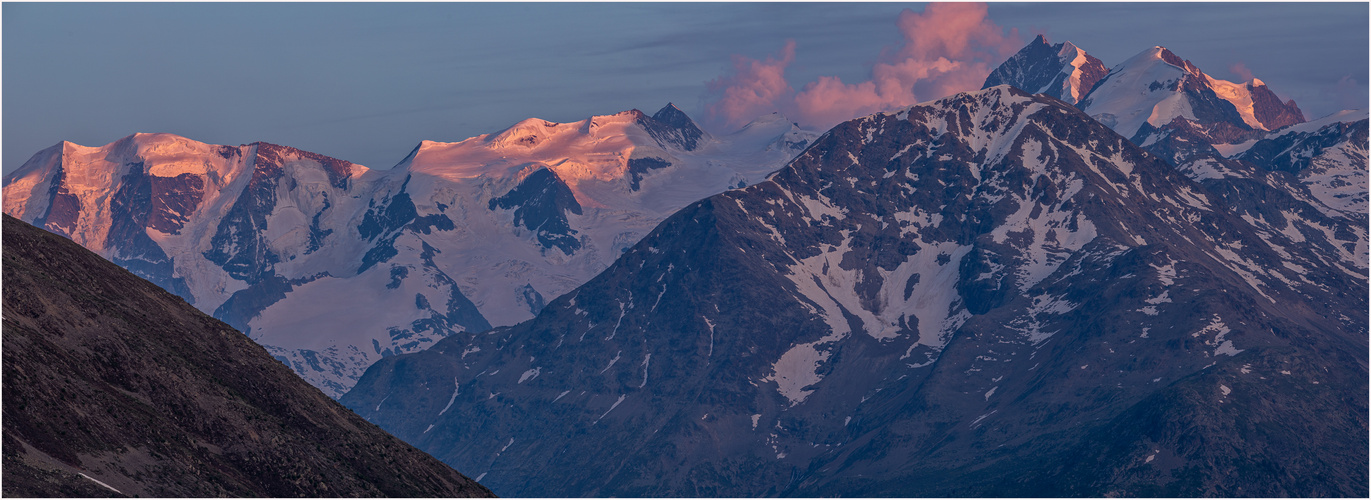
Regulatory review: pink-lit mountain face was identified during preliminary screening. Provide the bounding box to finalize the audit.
[2,104,818,397]
[988,38,1310,143]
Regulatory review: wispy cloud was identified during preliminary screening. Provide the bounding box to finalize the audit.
[1229,62,1255,83]
[704,3,1021,132]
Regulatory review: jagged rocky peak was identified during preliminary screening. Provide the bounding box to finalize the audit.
[1245,79,1306,130]
[982,34,1107,105]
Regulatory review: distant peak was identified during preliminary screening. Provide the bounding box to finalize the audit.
[643,103,705,151]
[1249,78,1265,87]
[651,102,693,124]
[1032,33,1049,45]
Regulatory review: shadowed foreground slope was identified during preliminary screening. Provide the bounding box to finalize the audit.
[1,214,493,497]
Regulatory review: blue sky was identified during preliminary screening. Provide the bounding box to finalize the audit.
[4,2,1366,174]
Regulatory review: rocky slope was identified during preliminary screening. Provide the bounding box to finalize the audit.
[3,104,818,397]
[986,38,1366,301]
[341,86,1367,496]
[2,214,493,497]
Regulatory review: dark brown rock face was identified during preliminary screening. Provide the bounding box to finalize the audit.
[1,214,494,498]
[1249,83,1305,131]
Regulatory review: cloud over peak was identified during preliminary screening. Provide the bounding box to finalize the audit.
[705,3,1021,132]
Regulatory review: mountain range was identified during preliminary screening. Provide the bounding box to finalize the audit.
[2,104,817,397]
[3,33,1365,497]
[340,41,1367,496]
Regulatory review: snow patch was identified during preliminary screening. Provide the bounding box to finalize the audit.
[764,343,832,406]
[594,395,627,424]
[77,473,123,495]
[970,410,997,428]
[438,379,460,415]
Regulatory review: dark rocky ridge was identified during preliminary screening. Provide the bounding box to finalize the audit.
[1241,119,1368,175]
[2,214,493,498]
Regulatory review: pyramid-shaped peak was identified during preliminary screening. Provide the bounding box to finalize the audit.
[652,102,695,125]
[642,103,705,151]
[982,36,1105,106]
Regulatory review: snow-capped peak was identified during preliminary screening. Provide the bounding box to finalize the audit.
[1079,45,1305,139]
[403,110,664,199]
[3,102,820,400]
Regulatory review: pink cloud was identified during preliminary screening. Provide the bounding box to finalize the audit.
[704,3,1022,132]
[704,40,797,130]
[1229,62,1255,83]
